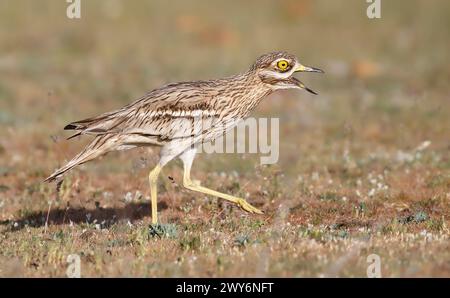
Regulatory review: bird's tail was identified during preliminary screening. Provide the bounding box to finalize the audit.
[44,134,118,183]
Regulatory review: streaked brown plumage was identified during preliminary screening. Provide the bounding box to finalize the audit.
[45,51,323,224]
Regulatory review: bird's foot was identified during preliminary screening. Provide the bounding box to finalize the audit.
[236,198,264,214]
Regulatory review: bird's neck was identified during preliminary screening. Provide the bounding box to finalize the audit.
[225,71,273,118]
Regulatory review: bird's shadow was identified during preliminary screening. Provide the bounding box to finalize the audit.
[0,201,169,231]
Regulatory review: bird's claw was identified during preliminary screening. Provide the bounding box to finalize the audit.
[236,198,264,214]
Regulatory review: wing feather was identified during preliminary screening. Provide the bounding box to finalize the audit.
[64,81,219,141]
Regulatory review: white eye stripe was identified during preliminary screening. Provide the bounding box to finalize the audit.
[260,70,291,80]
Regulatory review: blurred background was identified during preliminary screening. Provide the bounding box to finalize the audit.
[0,0,448,277]
[1,0,448,173]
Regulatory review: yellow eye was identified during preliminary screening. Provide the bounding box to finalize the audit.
[277,60,289,71]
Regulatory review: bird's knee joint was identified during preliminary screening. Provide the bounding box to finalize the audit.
[183,179,193,188]
[183,177,200,189]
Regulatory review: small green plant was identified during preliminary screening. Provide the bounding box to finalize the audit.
[337,230,349,239]
[234,234,251,247]
[179,236,201,251]
[249,219,265,229]
[414,211,428,223]
[317,192,339,201]
[148,223,178,239]
[52,230,65,241]
[397,211,428,224]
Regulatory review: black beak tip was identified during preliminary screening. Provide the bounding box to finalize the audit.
[314,67,325,74]
[305,87,318,95]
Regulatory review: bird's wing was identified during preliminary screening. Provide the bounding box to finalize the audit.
[65,81,221,141]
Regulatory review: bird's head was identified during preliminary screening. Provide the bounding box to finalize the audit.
[251,51,324,95]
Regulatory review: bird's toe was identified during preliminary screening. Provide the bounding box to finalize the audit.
[237,198,264,215]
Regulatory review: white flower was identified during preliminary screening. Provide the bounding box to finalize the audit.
[312,172,320,181]
[415,140,431,152]
[124,192,133,202]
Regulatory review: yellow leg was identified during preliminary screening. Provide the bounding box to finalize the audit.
[148,165,162,224]
[182,166,263,214]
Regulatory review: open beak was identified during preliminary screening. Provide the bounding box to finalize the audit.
[291,63,323,95]
[294,64,324,74]
[289,77,318,95]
